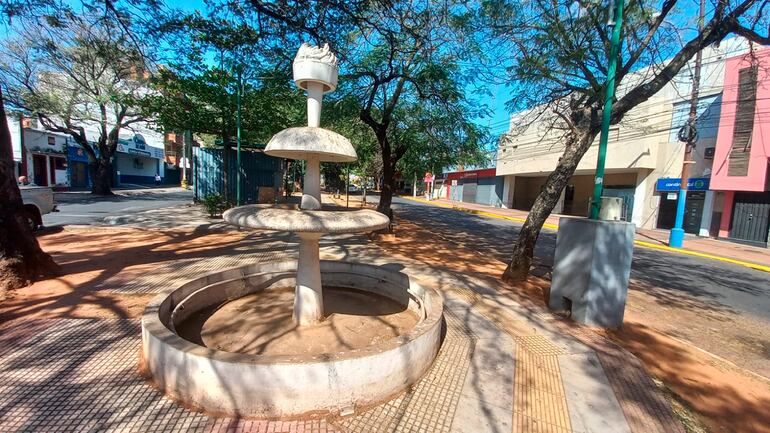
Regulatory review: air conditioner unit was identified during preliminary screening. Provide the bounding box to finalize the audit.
[596,196,624,221]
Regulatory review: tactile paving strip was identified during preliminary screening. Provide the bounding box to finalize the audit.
[334,310,474,433]
[513,348,572,433]
[513,335,568,357]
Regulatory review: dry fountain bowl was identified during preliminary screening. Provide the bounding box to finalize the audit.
[140,260,443,418]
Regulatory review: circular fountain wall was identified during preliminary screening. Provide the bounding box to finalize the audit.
[141,260,443,418]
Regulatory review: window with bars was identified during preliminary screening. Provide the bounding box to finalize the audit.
[728,66,758,176]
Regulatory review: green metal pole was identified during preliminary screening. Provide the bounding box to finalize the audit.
[236,69,242,206]
[589,0,625,220]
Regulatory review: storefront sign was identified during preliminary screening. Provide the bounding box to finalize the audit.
[117,135,164,159]
[656,177,710,192]
[128,148,152,157]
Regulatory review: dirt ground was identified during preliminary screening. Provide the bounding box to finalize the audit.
[2,215,769,433]
[178,286,418,356]
[0,226,254,322]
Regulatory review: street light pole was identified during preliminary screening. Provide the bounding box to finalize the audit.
[669,0,705,248]
[346,164,350,208]
[236,68,242,206]
[589,0,625,220]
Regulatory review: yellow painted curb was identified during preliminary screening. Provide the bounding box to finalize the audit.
[403,196,559,229]
[401,196,770,273]
[633,240,770,273]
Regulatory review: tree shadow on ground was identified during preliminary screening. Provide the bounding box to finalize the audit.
[379,203,770,433]
[393,200,770,321]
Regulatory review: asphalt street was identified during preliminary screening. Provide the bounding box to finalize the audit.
[43,187,194,227]
[390,196,770,377]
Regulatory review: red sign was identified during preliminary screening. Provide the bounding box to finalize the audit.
[424,173,434,183]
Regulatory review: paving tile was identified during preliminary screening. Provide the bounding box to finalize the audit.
[558,353,631,433]
[451,392,513,433]
[469,337,515,374]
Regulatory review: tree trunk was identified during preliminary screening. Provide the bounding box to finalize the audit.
[0,91,59,298]
[90,157,113,195]
[503,123,600,283]
[376,149,395,219]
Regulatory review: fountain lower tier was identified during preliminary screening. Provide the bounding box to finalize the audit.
[141,260,443,418]
[223,204,390,234]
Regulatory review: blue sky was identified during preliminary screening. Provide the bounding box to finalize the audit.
[0,0,512,146]
[162,0,513,140]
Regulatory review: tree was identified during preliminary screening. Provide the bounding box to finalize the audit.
[481,0,770,282]
[245,0,487,217]
[0,8,152,195]
[147,10,307,199]
[395,102,488,190]
[0,88,59,296]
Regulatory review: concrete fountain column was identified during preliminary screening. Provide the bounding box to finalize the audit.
[301,80,324,211]
[294,232,323,325]
[293,49,334,325]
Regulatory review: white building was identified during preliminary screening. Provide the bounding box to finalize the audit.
[496,38,751,235]
[6,115,166,188]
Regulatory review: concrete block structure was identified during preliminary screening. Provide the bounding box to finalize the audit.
[550,218,635,328]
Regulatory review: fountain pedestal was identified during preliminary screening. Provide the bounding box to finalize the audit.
[295,232,323,325]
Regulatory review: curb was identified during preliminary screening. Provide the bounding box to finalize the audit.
[402,196,770,274]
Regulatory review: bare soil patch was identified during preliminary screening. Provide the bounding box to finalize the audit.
[177,286,418,356]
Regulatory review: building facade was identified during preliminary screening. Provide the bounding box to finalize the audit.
[114,133,166,185]
[710,49,770,247]
[496,38,768,246]
[7,115,169,188]
[445,168,504,207]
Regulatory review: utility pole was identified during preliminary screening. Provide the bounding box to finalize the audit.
[589,0,625,220]
[345,164,350,208]
[181,131,187,188]
[236,69,242,206]
[669,0,705,248]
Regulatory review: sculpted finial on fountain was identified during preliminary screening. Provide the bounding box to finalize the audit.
[295,42,338,67]
[292,42,339,97]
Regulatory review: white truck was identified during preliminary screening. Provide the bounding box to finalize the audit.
[19,186,58,231]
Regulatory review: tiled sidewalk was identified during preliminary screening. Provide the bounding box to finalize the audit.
[0,224,685,433]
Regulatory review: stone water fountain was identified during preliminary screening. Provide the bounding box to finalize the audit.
[141,43,444,418]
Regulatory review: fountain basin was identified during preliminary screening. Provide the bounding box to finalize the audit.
[141,260,443,418]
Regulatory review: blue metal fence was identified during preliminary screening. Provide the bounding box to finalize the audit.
[193,147,283,204]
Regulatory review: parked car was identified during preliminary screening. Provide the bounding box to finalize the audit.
[19,186,57,231]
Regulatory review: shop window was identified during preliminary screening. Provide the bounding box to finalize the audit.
[728,66,757,176]
[53,158,67,170]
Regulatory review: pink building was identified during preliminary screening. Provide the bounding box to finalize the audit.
[711,47,770,247]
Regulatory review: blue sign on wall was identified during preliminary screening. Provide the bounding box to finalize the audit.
[656,177,710,191]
